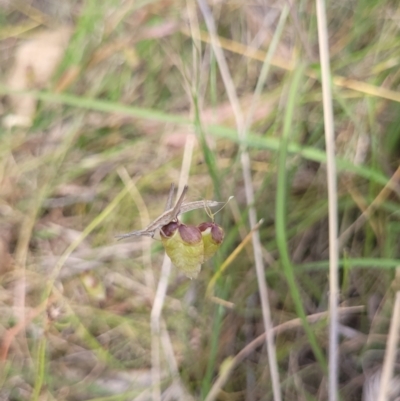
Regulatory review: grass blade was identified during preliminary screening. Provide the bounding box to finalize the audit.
[316,0,340,398]
[275,62,327,372]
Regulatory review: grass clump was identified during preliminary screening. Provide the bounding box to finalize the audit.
[1,1,400,400]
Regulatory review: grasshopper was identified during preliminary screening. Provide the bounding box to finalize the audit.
[116,184,226,240]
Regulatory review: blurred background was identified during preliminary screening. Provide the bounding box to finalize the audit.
[1,0,400,400]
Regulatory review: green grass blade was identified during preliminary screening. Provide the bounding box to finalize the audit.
[275,63,327,372]
[32,336,46,401]
[0,86,388,188]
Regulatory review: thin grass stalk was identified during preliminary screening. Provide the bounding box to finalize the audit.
[150,134,195,400]
[316,0,339,399]
[14,122,80,327]
[245,5,289,130]
[206,306,363,401]
[179,29,400,104]
[275,64,327,372]
[338,166,400,250]
[46,182,132,300]
[31,336,46,401]
[0,296,51,361]
[201,302,227,398]
[150,255,169,401]
[196,1,281,400]
[1,89,392,188]
[159,320,196,401]
[193,93,221,198]
[2,85,390,193]
[117,168,155,289]
[377,291,400,401]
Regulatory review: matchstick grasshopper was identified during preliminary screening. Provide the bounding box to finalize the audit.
[116,184,230,279]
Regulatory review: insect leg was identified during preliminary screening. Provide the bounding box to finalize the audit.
[171,185,188,220]
[165,183,176,211]
[115,229,153,240]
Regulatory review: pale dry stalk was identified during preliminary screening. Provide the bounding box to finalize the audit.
[196,1,282,400]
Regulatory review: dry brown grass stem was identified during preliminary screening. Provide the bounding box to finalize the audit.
[0,295,55,361]
[205,306,364,401]
[49,183,132,291]
[117,167,155,289]
[206,219,264,298]
[316,0,339,399]
[377,291,400,401]
[150,133,195,400]
[181,28,400,104]
[339,166,400,250]
[196,1,282,400]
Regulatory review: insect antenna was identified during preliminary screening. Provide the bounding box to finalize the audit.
[204,196,234,222]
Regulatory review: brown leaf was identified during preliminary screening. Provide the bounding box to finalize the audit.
[4,27,72,127]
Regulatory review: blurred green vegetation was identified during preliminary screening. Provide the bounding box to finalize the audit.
[1,1,400,400]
